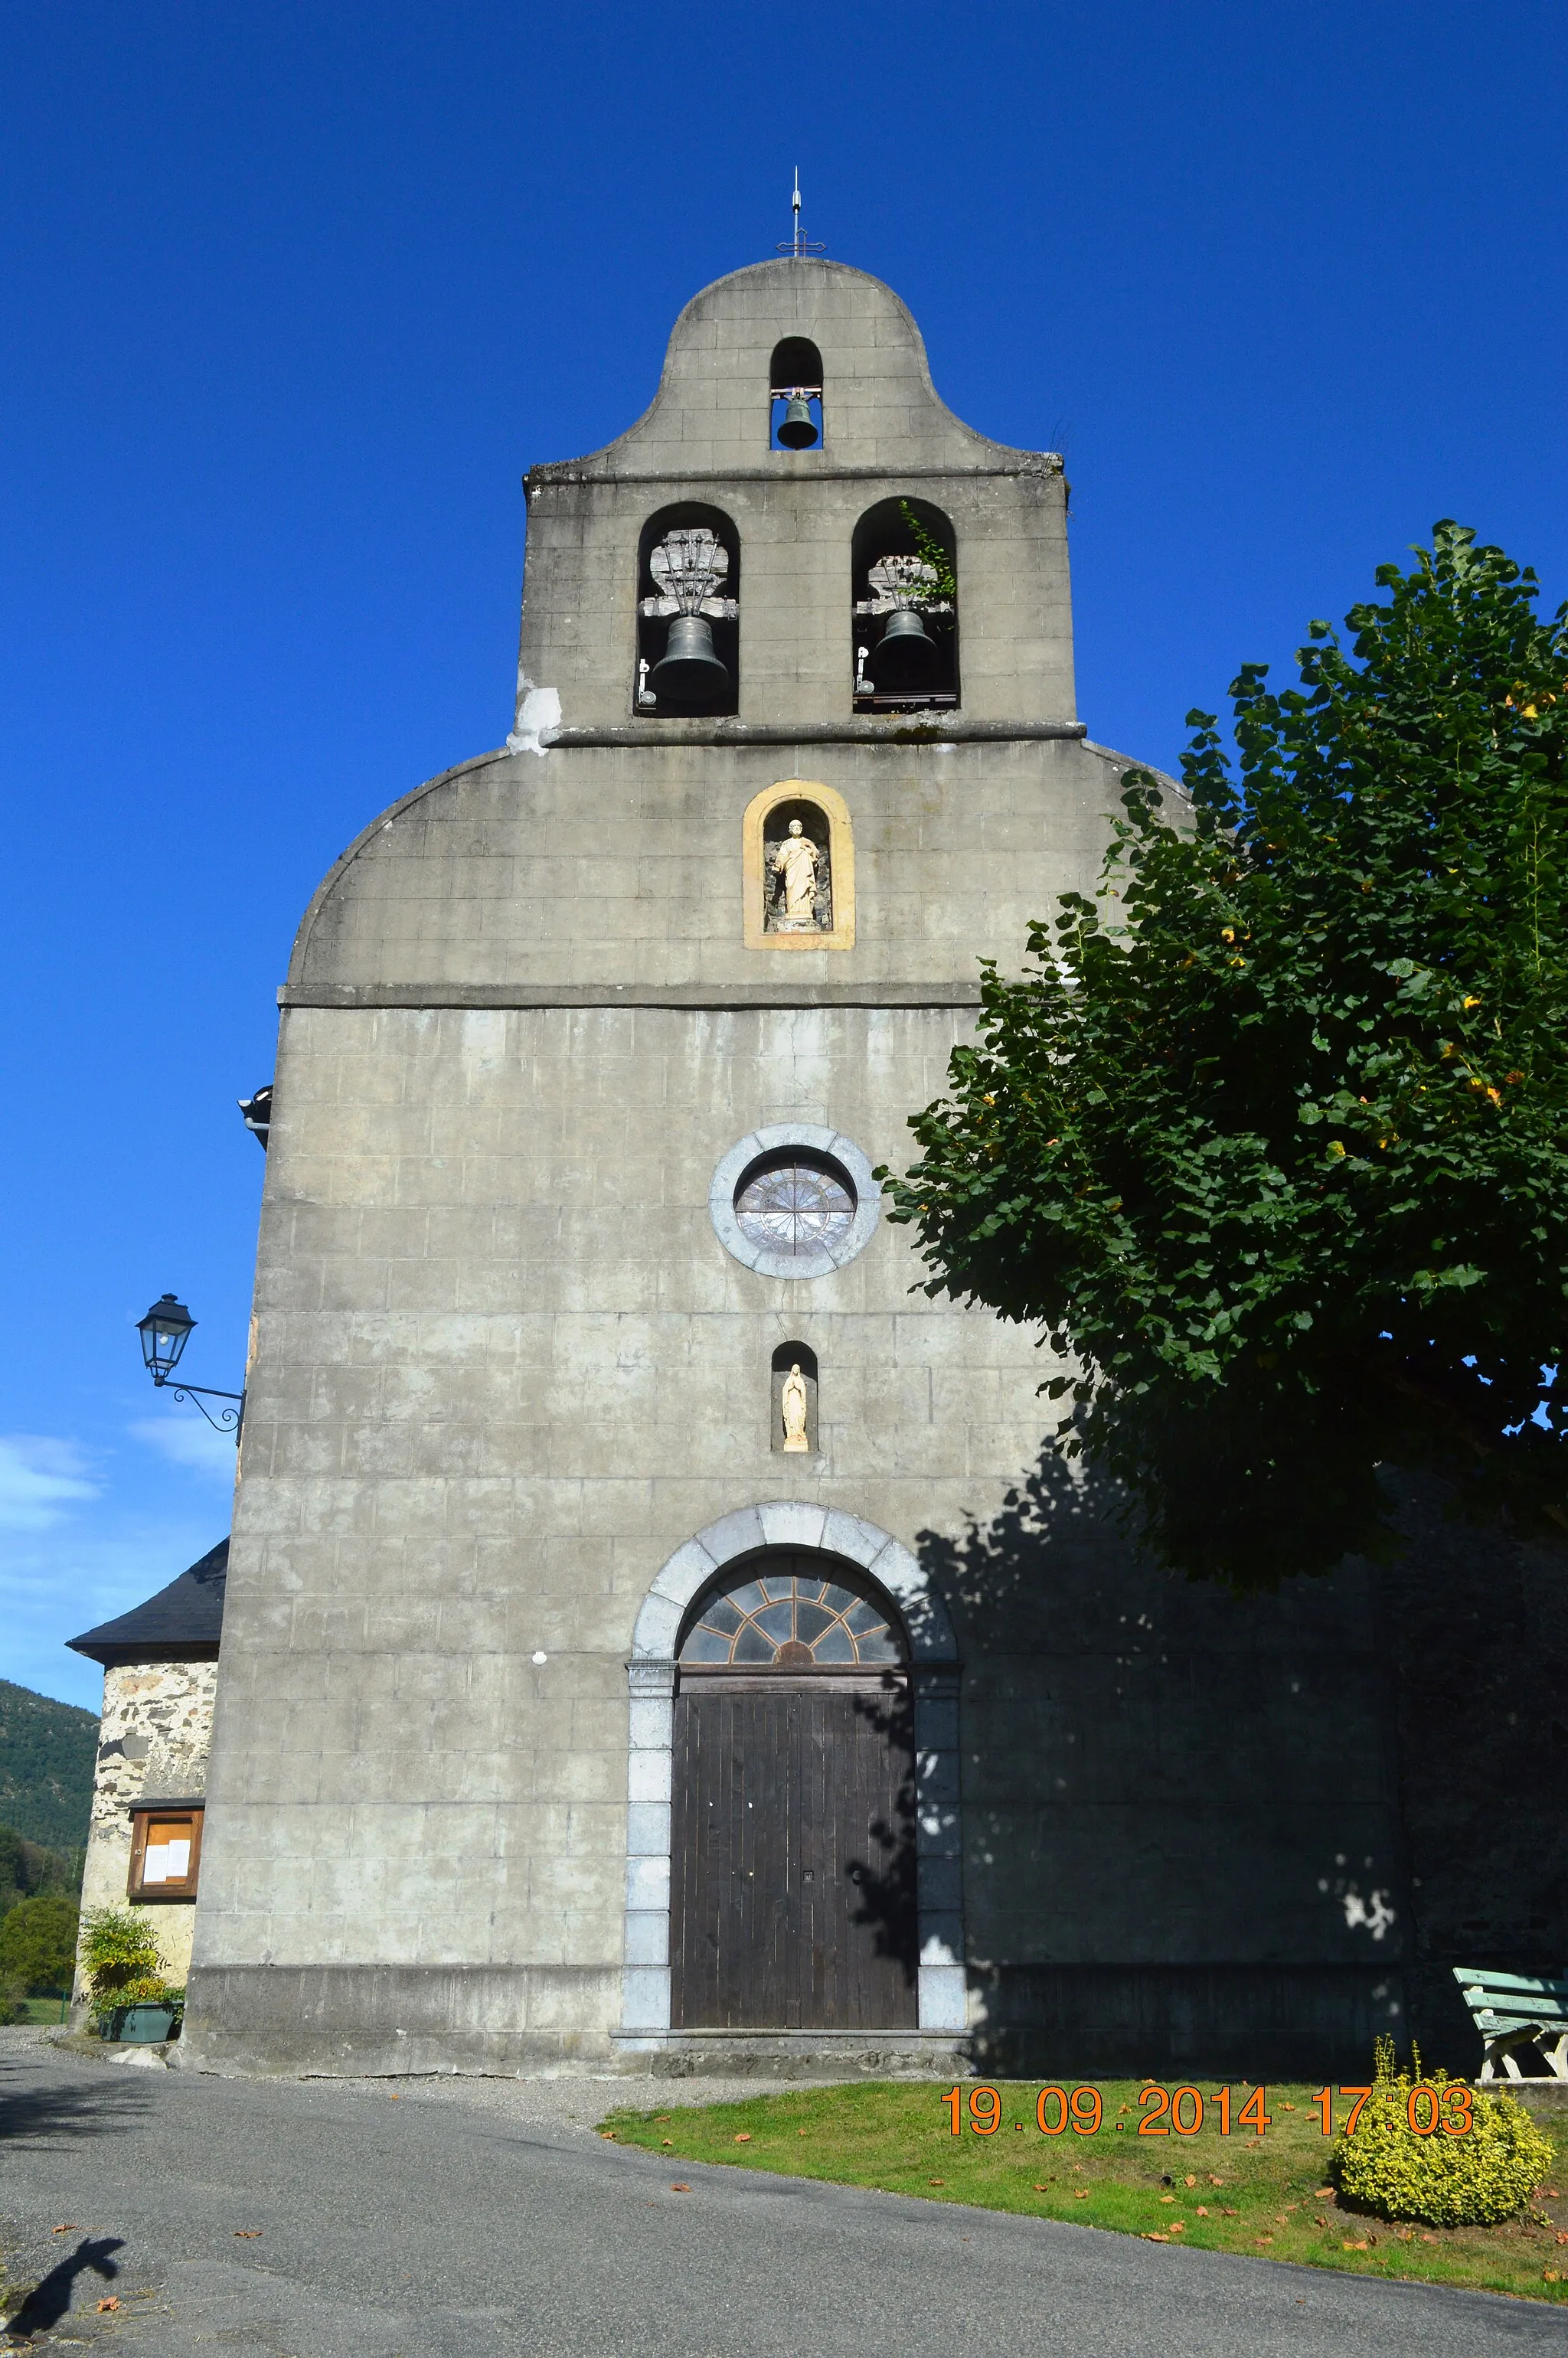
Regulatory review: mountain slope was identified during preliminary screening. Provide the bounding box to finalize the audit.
[0,1680,96,1850]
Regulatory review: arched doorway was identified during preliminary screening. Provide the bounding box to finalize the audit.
[669,1549,918,2031]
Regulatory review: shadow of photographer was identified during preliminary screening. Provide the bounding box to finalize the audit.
[5,2235,123,2343]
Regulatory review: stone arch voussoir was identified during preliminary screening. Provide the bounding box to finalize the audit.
[631,1501,958,1664]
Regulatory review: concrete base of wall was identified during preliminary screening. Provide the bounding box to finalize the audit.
[182,1960,1444,2084]
[969,1964,1412,2080]
[181,1964,622,2077]
[616,2029,969,2079]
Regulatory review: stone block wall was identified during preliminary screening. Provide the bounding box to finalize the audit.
[189,961,1413,2072]
[73,1658,217,2007]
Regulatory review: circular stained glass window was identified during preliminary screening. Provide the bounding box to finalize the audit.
[679,1560,903,1667]
[733,1154,856,1260]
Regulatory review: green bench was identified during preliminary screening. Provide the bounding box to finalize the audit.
[1454,1967,1568,2082]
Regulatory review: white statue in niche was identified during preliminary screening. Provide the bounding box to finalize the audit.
[780,1362,811,1452]
[771,819,822,930]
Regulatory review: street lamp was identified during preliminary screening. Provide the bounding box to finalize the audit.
[137,1293,194,1382]
[136,1293,244,1440]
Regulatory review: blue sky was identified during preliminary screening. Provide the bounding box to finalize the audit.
[3,2,1565,1708]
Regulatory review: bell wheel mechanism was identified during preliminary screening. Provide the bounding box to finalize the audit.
[856,551,956,700]
[639,527,737,711]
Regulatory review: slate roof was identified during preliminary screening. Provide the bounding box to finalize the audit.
[67,1539,228,1666]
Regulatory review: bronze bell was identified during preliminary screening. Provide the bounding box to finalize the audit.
[873,606,939,689]
[649,613,729,708]
[776,393,819,449]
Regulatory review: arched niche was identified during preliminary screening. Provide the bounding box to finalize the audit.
[851,495,959,713]
[635,502,740,718]
[741,779,854,952]
[769,336,823,452]
[770,1342,818,1454]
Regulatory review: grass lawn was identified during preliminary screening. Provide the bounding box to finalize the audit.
[7,1997,70,2025]
[599,2079,1568,2304]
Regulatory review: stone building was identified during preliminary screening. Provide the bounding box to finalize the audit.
[67,1540,227,2007]
[181,254,1423,2079]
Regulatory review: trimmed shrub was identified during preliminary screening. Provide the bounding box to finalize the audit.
[1332,2036,1555,2226]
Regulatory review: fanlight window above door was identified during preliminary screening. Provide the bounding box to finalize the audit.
[679,1562,904,1668]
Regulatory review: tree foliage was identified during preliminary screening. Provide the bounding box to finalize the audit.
[883,524,1568,1585]
[0,1821,79,1920]
[0,1893,80,1995]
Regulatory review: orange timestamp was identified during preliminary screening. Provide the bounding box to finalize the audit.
[943,2084,1475,2137]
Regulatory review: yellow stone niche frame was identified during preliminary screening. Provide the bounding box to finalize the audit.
[743,780,855,952]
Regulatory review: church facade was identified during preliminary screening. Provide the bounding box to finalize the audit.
[184,257,1418,2079]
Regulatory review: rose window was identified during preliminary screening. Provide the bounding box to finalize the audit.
[733,1155,855,1259]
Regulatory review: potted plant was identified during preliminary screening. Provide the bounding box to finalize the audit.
[79,1908,181,2042]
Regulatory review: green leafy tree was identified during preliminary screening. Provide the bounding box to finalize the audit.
[0,1822,78,1919]
[0,1893,80,1994]
[883,524,1568,1585]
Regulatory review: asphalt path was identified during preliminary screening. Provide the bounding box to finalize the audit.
[0,2036,1562,2356]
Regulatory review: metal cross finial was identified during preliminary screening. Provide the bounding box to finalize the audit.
[777,168,825,260]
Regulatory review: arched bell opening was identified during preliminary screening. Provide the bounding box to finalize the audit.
[769,336,824,452]
[670,1546,917,2031]
[635,503,740,717]
[851,495,959,713]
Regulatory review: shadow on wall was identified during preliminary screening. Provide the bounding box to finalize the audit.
[910,1450,1392,2080]
[1377,1470,1568,2066]
[906,1448,1567,2079]
[844,1683,918,1989]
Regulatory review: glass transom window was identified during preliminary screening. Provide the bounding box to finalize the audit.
[680,1564,903,1667]
[733,1155,856,1259]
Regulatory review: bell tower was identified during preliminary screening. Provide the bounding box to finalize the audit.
[513,251,1076,749]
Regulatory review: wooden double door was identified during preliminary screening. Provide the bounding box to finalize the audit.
[670,1675,918,2030]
